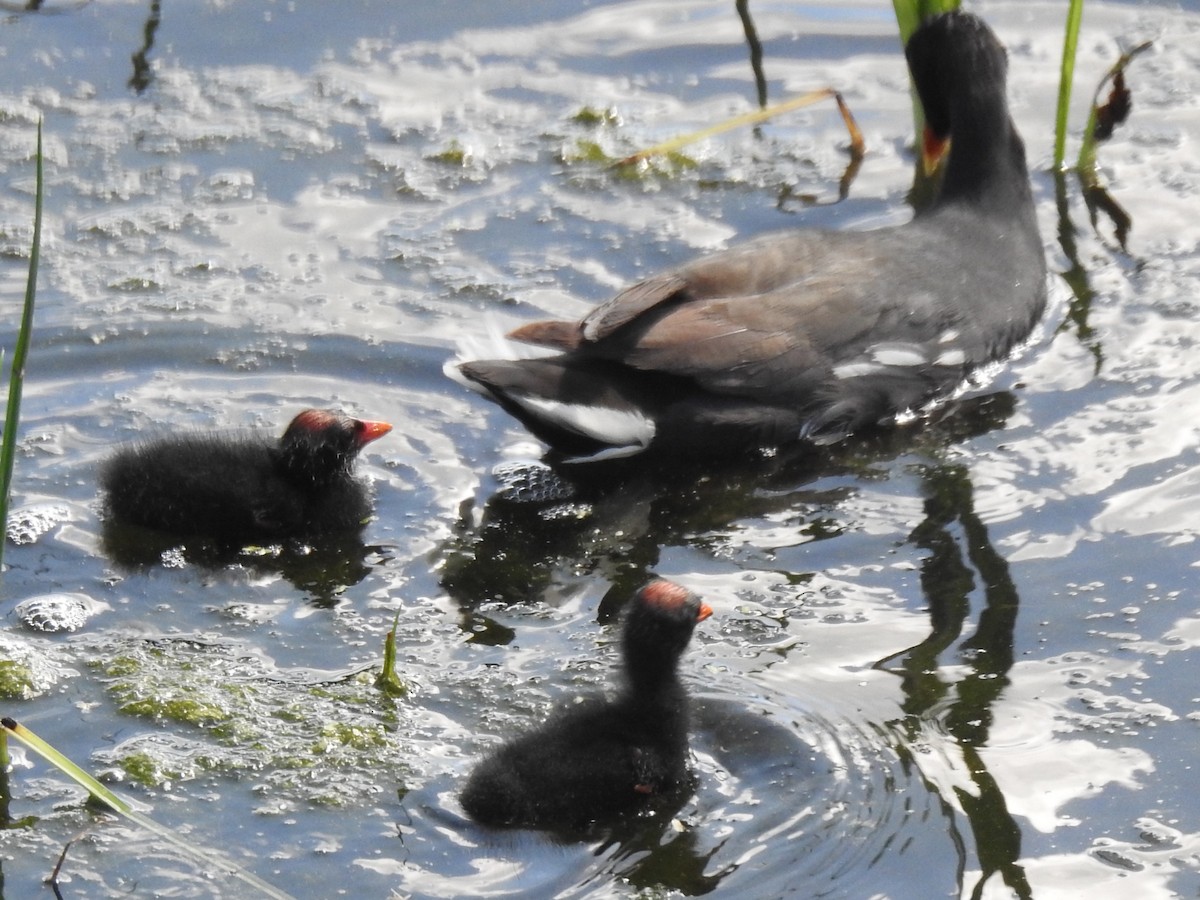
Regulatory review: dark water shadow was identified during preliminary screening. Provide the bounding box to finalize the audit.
[875,462,1032,900]
[441,390,1016,628]
[99,519,383,607]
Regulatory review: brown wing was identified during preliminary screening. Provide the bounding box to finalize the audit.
[510,229,842,351]
[579,230,840,343]
[508,224,963,399]
[580,272,690,341]
[507,272,690,350]
[599,289,845,398]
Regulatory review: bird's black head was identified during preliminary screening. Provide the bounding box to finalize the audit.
[277,409,392,486]
[621,580,712,683]
[905,10,1009,141]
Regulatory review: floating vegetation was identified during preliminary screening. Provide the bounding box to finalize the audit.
[561,138,700,181]
[85,637,413,805]
[428,138,471,166]
[615,87,863,171]
[571,105,619,127]
[562,138,616,166]
[108,275,164,292]
[374,611,409,697]
[0,658,36,700]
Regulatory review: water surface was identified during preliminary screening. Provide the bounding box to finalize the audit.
[2,1,1200,897]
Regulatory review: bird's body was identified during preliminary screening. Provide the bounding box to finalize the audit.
[460,580,712,832]
[450,11,1045,462]
[100,409,392,541]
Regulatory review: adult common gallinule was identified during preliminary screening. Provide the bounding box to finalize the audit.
[100,409,392,541]
[460,580,712,832]
[449,11,1046,461]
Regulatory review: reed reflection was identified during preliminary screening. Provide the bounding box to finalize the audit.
[441,392,1015,629]
[876,462,1032,900]
[1053,169,1105,374]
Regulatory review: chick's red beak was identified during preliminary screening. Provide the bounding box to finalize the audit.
[696,602,714,623]
[356,419,393,447]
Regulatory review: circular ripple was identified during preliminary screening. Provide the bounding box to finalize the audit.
[388,693,959,898]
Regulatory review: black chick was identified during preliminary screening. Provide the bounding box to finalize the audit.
[460,580,713,832]
[100,408,392,541]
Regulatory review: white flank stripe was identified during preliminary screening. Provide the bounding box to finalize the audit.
[567,443,653,463]
[515,395,655,449]
[832,361,884,379]
[871,344,927,367]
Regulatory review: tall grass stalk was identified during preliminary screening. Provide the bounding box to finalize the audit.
[891,0,961,45]
[1054,0,1085,170]
[0,119,43,575]
[891,0,960,205]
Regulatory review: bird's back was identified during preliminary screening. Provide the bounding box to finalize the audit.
[460,693,690,830]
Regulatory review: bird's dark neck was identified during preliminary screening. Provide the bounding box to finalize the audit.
[936,102,1034,216]
[271,445,351,488]
[615,681,690,756]
[620,659,688,717]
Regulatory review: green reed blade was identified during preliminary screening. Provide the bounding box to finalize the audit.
[1054,0,1085,170]
[0,120,42,575]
